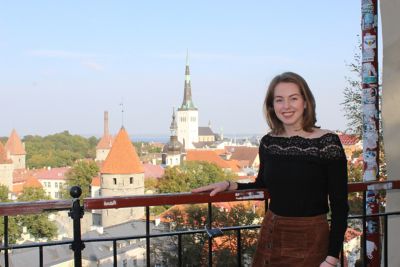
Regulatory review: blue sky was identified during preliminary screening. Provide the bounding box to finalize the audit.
[0,1,364,137]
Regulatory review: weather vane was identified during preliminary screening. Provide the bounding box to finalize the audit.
[119,99,124,127]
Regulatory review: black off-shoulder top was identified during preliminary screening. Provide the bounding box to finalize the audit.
[237,132,349,258]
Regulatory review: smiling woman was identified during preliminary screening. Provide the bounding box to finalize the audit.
[264,72,317,136]
[192,72,348,267]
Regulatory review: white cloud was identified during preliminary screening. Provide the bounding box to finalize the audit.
[28,49,105,71]
[28,49,92,59]
[81,61,104,71]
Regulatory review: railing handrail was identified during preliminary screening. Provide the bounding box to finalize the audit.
[0,180,399,216]
[0,199,71,216]
[347,180,400,191]
[84,189,267,210]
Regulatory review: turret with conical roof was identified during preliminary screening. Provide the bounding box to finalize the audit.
[0,142,12,165]
[0,141,14,191]
[101,127,144,174]
[162,109,185,166]
[100,127,144,227]
[5,129,26,169]
[177,51,199,149]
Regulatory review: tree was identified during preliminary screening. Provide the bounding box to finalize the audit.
[158,161,236,193]
[64,160,99,199]
[133,142,162,156]
[151,202,262,266]
[145,177,159,192]
[0,185,22,244]
[342,41,388,181]
[17,187,57,239]
[342,42,363,136]
[23,131,98,168]
[0,185,9,201]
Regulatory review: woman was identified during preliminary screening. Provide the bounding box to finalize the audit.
[192,72,348,267]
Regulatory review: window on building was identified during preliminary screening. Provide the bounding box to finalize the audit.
[123,259,127,267]
[130,177,133,184]
[113,178,117,185]
[133,257,138,267]
[55,192,59,198]
[55,182,58,188]
[92,213,101,226]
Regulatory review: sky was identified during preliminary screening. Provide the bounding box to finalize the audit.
[0,1,365,138]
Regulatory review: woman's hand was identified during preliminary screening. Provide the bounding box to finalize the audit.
[319,256,338,267]
[191,181,235,196]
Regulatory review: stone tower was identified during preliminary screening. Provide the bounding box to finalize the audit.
[96,111,114,162]
[0,141,13,191]
[177,51,199,149]
[100,127,144,227]
[162,109,185,166]
[5,129,26,170]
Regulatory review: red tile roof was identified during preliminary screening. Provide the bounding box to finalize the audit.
[158,204,204,224]
[12,176,42,194]
[101,127,144,174]
[143,163,165,179]
[227,146,258,166]
[12,167,70,184]
[91,176,100,186]
[186,150,240,172]
[34,167,70,180]
[344,228,362,242]
[96,134,114,149]
[0,142,12,164]
[5,129,26,155]
[13,169,33,183]
[338,134,360,146]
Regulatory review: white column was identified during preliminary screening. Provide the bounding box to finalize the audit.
[381,1,400,266]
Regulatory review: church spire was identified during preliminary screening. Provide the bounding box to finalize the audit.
[170,108,178,136]
[179,50,197,110]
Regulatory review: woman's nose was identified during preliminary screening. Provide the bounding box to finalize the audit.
[283,99,290,108]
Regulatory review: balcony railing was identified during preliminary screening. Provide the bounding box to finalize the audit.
[1,180,400,267]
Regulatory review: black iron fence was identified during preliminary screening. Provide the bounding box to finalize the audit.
[1,180,400,267]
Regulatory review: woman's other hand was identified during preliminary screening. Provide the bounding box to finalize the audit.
[319,256,338,267]
[191,181,236,196]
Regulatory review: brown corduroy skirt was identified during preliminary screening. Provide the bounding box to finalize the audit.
[252,210,329,267]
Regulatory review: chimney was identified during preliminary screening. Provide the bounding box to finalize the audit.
[104,111,109,136]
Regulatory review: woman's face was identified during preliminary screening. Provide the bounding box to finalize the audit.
[273,82,305,130]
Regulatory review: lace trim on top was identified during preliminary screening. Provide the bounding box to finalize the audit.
[262,133,346,160]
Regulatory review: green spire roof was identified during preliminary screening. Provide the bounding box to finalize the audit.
[179,51,197,111]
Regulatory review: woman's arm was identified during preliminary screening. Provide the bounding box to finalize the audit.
[191,180,238,196]
[325,137,349,259]
[192,138,267,195]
